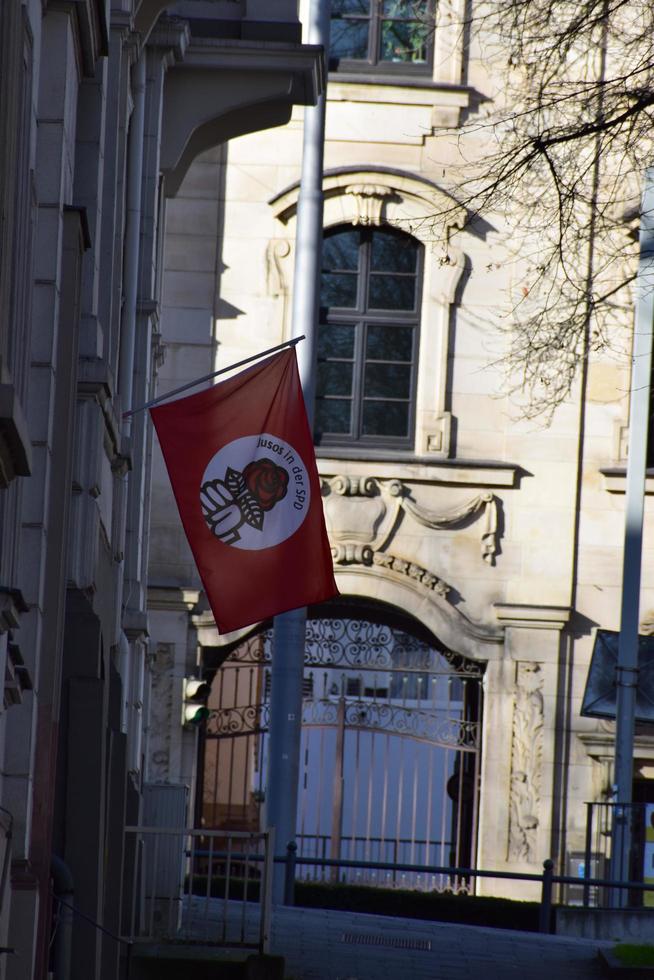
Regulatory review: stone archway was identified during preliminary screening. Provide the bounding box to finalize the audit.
[201,597,486,892]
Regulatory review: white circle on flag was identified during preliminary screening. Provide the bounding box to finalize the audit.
[200,433,310,551]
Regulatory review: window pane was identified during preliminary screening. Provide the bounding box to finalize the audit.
[317,360,353,397]
[370,231,419,273]
[389,671,430,700]
[368,273,415,310]
[322,230,360,271]
[330,19,370,59]
[321,272,358,308]
[380,19,429,62]
[318,224,420,448]
[315,398,352,434]
[364,362,411,398]
[382,0,429,15]
[333,0,370,13]
[318,323,356,359]
[362,400,409,436]
[346,677,362,696]
[366,323,414,361]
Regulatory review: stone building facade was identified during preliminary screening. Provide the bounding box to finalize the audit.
[147,0,654,903]
[0,0,321,977]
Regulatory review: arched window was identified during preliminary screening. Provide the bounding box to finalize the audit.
[315,224,422,450]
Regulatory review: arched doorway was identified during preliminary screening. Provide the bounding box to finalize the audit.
[200,599,484,891]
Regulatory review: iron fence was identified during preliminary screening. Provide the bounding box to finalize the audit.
[295,833,463,890]
[121,826,273,952]
[278,843,654,932]
[116,822,654,962]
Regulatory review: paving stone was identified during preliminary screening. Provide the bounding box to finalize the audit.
[269,904,608,980]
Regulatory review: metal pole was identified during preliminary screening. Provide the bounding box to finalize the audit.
[124,335,305,417]
[266,0,330,904]
[283,841,298,906]
[583,802,592,908]
[611,166,654,898]
[539,859,554,934]
[329,696,346,882]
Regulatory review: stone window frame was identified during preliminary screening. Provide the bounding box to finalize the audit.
[316,222,424,450]
[269,166,466,459]
[323,0,468,95]
[328,0,437,78]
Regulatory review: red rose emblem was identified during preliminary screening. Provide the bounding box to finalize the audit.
[243,457,289,511]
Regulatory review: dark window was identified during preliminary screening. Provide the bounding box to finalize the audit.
[329,0,435,74]
[388,671,430,700]
[265,672,313,701]
[344,676,390,698]
[315,225,422,450]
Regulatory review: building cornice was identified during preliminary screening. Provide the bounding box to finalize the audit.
[493,603,571,631]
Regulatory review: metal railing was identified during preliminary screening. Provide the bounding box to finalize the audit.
[121,826,274,952]
[295,833,458,890]
[582,800,654,907]
[279,843,654,933]
[119,821,654,957]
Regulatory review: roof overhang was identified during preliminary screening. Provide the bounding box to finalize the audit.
[161,35,325,196]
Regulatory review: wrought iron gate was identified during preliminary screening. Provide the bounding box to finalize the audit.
[202,609,484,891]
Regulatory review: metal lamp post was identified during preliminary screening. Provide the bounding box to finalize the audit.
[265,0,331,903]
[611,167,654,897]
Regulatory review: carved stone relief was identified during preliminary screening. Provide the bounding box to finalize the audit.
[265,238,291,297]
[344,183,396,226]
[370,551,450,596]
[265,238,291,334]
[508,662,544,862]
[400,487,498,565]
[148,642,175,782]
[322,474,500,567]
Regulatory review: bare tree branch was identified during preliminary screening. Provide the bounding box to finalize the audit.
[430,0,652,417]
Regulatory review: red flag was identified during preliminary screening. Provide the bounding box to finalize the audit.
[150,348,338,633]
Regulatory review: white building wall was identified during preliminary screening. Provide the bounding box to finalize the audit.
[149,2,653,904]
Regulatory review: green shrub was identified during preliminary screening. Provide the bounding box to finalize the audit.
[614,944,654,967]
[293,881,541,932]
[184,876,544,932]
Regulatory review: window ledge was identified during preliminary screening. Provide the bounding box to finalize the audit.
[328,71,470,92]
[316,452,519,488]
[600,467,654,494]
[327,74,471,108]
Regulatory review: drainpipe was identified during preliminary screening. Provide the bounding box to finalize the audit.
[115,51,146,725]
[50,854,74,980]
[118,630,130,733]
[118,50,146,435]
[129,638,145,774]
